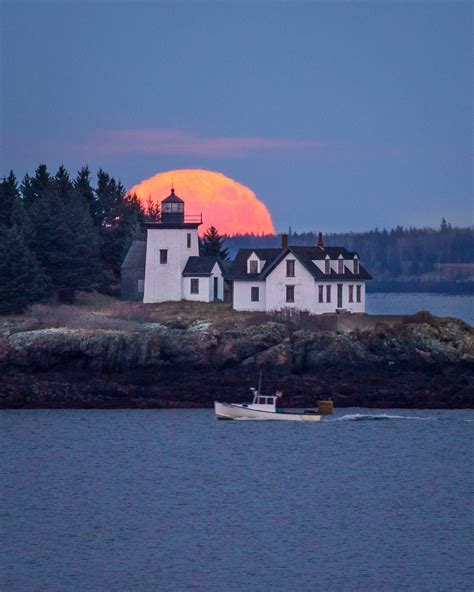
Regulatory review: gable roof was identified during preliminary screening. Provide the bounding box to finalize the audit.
[182,256,226,277]
[121,240,146,270]
[225,246,372,281]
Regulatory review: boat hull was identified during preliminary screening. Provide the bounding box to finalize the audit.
[214,402,323,422]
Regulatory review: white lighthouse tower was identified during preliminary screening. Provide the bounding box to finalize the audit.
[143,188,202,303]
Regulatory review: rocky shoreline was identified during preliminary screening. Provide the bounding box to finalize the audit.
[1,312,473,409]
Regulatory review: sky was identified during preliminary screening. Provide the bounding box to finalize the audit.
[1,0,472,233]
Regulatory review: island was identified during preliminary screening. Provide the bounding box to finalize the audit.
[0,298,472,410]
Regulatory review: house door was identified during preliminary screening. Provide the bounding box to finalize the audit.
[214,277,219,300]
[337,284,343,308]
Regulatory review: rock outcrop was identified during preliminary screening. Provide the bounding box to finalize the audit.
[0,313,473,409]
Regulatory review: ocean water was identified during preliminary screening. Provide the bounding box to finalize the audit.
[367,292,474,325]
[1,409,472,592]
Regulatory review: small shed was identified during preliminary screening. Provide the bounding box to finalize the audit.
[121,240,146,301]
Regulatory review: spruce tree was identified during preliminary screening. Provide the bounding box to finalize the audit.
[0,171,20,227]
[0,225,49,314]
[74,166,98,223]
[53,165,74,202]
[29,187,101,302]
[22,164,51,208]
[200,226,229,260]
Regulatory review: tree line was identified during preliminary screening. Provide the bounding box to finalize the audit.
[0,164,149,313]
[224,222,474,278]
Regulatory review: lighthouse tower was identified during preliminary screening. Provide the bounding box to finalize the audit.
[143,188,202,303]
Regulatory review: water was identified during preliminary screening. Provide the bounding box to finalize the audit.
[367,292,474,325]
[1,409,473,592]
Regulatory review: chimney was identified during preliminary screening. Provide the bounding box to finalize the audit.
[281,233,289,250]
[317,231,324,249]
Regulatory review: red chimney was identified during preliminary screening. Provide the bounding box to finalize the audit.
[281,233,289,250]
[317,231,324,249]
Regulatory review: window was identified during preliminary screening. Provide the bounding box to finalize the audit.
[187,233,191,248]
[249,260,258,274]
[356,285,362,303]
[349,285,354,303]
[191,278,199,294]
[326,285,332,303]
[353,259,359,274]
[251,286,259,302]
[338,259,344,274]
[258,397,266,405]
[266,398,274,405]
[137,279,144,293]
[318,285,324,303]
[325,259,330,274]
[160,249,168,264]
[286,285,295,303]
[286,260,295,277]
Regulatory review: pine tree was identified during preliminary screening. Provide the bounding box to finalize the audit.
[53,165,74,202]
[200,226,229,260]
[0,171,20,227]
[0,225,49,314]
[74,166,98,223]
[22,164,51,208]
[145,194,160,221]
[29,187,101,302]
[96,171,144,275]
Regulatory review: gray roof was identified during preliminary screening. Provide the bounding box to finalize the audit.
[161,188,184,204]
[182,256,226,277]
[225,246,372,281]
[121,241,146,270]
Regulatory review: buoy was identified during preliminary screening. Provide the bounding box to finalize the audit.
[318,400,334,415]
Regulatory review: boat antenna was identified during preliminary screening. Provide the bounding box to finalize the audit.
[258,370,262,396]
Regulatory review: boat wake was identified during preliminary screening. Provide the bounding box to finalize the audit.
[330,413,435,422]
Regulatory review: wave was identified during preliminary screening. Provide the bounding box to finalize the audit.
[331,413,434,422]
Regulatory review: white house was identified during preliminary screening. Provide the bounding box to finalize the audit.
[121,188,226,303]
[226,234,372,314]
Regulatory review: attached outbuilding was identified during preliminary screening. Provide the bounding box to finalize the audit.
[120,240,146,301]
[182,256,226,302]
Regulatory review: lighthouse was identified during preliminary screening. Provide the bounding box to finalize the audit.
[143,188,202,303]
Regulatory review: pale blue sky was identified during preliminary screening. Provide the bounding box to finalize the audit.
[1,0,472,232]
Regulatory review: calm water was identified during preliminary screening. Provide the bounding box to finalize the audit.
[1,409,473,592]
[367,292,474,325]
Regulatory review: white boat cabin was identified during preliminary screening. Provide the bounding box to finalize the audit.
[240,388,278,412]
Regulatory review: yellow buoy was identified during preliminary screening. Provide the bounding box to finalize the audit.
[318,400,334,415]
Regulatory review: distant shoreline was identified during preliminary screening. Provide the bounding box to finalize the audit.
[367,281,474,295]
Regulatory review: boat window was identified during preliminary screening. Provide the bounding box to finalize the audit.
[267,398,274,405]
[258,397,266,404]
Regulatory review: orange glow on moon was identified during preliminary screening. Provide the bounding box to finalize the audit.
[130,169,275,235]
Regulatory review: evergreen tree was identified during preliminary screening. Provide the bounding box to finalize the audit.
[29,187,101,302]
[96,172,145,275]
[145,194,160,220]
[53,165,74,202]
[0,225,49,314]
[0,171,20,227]
[22,164,51,207]
[200,226,229,259]
[74,166,97,223]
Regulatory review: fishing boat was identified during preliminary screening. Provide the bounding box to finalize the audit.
[214,377,333,421]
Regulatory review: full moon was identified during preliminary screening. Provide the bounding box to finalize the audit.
[129,169,275,235]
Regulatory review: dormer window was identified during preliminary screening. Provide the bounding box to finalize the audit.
[353,258,359,274]
[325,258,330,274]
[338,258,344,274]
[249,260,258,274]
